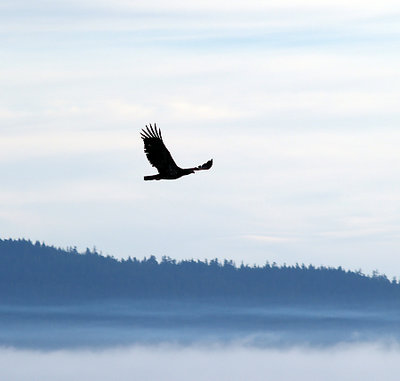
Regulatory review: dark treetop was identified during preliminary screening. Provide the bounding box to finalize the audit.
[0,238,399,306]
[141,123,213,181]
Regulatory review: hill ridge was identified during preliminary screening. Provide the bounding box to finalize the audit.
[0,238,398,305]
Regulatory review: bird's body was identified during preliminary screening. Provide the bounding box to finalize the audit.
[141,124,213,181]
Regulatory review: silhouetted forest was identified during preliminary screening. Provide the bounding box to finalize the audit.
[0,238,399,305]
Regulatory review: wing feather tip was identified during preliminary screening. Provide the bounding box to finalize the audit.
[142,123,162,140]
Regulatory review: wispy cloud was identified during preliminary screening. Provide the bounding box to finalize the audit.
[0,131,138,162]
[242,235,296,243]
[317,227,400,239]
[0,182,143,205]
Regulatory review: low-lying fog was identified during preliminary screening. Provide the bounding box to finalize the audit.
[1,343,400,381]
[1,302,400,379]
[1,302,399,349]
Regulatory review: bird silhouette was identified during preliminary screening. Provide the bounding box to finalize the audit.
[141,123,213,181]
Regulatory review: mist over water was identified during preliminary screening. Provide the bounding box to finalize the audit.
[1,302,400,349]
[0,301,398,381]
[1,302,400,379]
[1,343,400,381]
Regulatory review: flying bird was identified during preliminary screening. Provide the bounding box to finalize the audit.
[141,124,213,181]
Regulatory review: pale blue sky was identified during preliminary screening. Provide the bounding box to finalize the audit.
[1,0,400,275]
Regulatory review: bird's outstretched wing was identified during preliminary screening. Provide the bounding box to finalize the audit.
[140,124,179,174]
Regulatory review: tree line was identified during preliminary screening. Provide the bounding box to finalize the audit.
[0,238,398,305]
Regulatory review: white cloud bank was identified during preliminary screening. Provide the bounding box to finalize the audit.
[1,343,400,381]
